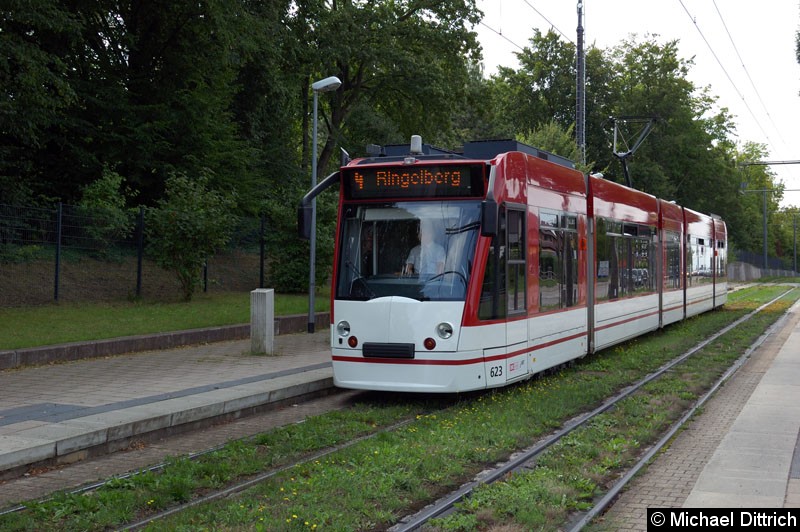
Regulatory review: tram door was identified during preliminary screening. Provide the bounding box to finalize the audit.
[483,205,529,387]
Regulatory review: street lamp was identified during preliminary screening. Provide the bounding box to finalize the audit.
[308,75,341,334]
[788,211,800,275]
[794,214,797,275]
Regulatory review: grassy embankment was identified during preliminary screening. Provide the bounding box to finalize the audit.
[0,290,330,350]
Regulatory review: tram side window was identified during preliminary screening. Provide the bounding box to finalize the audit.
[596,218,656,300]
[478,208,508,320]
[716,240,727,280]
[539,210,578,312]
[687,236,712,285]
[506,208,526,315]
[595,218,617,300]
[665,230,682,290]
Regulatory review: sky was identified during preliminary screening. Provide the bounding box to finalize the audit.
[474,0,800,208]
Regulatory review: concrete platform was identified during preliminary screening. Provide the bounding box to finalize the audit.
[682,303,800,509]
[0,328,334,478]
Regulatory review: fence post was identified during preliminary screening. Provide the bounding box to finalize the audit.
[136,206,144,298]
[54,202,62,302]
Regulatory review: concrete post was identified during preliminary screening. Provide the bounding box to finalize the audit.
[251,288,274,355]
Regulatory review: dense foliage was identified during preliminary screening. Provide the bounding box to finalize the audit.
[1,2,796,287]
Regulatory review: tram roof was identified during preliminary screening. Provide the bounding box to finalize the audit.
[354,139,575,170]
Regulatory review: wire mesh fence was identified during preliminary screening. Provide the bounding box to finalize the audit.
[4,202,794,308]
[0,203,267,307]
[734,250,795,272]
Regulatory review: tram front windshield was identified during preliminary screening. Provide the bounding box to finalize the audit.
[336,201,481,302]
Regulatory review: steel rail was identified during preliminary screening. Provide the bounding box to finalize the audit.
[567,291,798,531]
[120,415,420,531]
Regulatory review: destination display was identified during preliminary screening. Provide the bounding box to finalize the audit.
[343,164,484,199]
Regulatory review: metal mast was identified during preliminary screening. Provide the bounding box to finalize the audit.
[576,1,586,165]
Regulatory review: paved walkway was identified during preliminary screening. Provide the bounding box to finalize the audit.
[0,330,332,476]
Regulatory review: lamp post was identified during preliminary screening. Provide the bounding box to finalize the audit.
[794,214,797,275]
[308,75,341,334]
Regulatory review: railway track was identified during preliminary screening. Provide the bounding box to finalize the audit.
[0,288,793,530]
[392,288,794,531]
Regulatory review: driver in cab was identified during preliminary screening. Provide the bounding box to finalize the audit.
[403,219,445,277]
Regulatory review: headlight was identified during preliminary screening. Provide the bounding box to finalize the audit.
[436,322,453,339]
[336,320,351,337]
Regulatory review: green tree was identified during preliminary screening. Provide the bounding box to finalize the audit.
[735,142,782,257]
[603,37,698,197]
[231,0,299,214]
[0,0,80,203]
[518,121,594,174]
[78,168,138,257]
[93,0,255,204]
[775,206,800,270]
[262,183,336,293]
[294,0,482,173]
[4,0,263,207]
[486,31,759,258]
[448,62,513,145]
[488,30,614,172]
[146,174,236,301]
[493,30,577,136]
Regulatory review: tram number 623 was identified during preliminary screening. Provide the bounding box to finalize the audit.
[490,365,503,378]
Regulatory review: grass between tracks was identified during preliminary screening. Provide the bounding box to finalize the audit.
[0,290,330,350]
[433,288,795,532]
[0,285,795,531]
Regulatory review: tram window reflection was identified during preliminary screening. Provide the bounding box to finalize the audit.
[539,209,578,311]
[336,201,481,302]
[665,231,682,290]
[596,217,657,300]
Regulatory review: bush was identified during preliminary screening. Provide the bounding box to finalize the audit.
[146,173,236,301]
[78,168,138,257]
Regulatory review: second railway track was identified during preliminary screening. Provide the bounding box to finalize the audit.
[391,288,796,531]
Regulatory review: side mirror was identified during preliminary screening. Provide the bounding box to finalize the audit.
[480,199,498,237]
[297,205,313,239]
[296,170,342,240]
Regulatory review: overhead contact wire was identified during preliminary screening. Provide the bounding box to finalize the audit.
[678,0,772,145]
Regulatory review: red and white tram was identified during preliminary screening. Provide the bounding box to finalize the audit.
[299,137,727,392]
